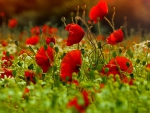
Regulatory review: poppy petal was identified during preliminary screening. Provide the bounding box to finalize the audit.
[60,50,82,81]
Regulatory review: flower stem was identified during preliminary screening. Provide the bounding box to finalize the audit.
[97,18,102,35]
[111,7,116,29]
[104,16,115,31]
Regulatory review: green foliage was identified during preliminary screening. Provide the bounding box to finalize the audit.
[126,49,133,58]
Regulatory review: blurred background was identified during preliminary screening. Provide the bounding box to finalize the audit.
[0,0,150,33]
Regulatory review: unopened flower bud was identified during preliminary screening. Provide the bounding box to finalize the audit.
[147,42,150,48]
[61,17,66,22]
[81,4,86,10]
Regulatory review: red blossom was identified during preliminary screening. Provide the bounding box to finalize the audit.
[24,70,36,84]
[24,87,30,93]
[67,90,90,113]
[26,36,39,45]
[22,87,30,98]
[49,27,58,34]
[46,37,56,45]
[67,80,79,86]
[42,25,49,34]
[89,1,108,22]
[0,68,13,78]
[30,26,40,35]
[123,77,134,85]
[101,64,120,76]
[19,49,32,56]
[35,46,54,73]
[96,35,105,41]
[146,63,150,69]
[109,56,133,73]
[65,23,85,46]
[67,98,82,112]
[8,18,18,28]
[0,40,8,47]
[0,12,5,17]
[82,90,90,108]
[101,56,133,80]
[60,50,82,81]
[1,51,14,68]
[100,83,105,89]
[106,29,124,45]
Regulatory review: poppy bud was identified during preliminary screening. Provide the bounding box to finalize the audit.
[97,41,102,49]
[112,51,117,58]
[44,44,48,50]
[12,70,16,77]
[81,4,86,10]
[14,40,19,47]
[54,46,59,53]
[6,52,10,57]
[81,49,85,55]
[126,62,130,67]
[147,42,150,48]
[104,67,109,73]
[61,17,66,23]
[142,61,146,66]
[70,12,74,17]
[136,59,140,64]
[119,48,122,54]
[49,42,54,48]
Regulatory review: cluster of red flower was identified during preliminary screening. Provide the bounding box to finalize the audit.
[1,1,150,112]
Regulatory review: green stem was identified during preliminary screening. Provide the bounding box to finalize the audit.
[97,20,102,35]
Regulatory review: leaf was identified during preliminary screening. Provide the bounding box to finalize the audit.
[28,64,34,70]
[126,49,133,58]
[12,70,17,77]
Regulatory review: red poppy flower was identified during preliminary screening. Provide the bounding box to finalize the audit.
[1,51,14,68]
[30,26,40,35]
[24,70,36,84]
[24,87,30,93]
[96,35,105,41]
[67,90,90,113]
[100,83,105,89]
[106,29,124,45]
[22,87,30,99]
[101,64,120,76]
[46,37,56,45]
[0,68,13,78]
[101,56,133,79]
[65,23,85,46]
[82,90,90,108]
[146,63,150,69]
[8,18,18,28]
[109,56,133,73]
[42,25,49,34]
[35,46,54,73]
[19,49,32,56]
[60,50,82,81]
[123,77,134,85]
[0,40,8,47]
[0,12,5,17]
[67,97,82,112]
[26,36,39,45]
[67,80,79,86]
[89,1,108,22]
[49,27,58,34]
